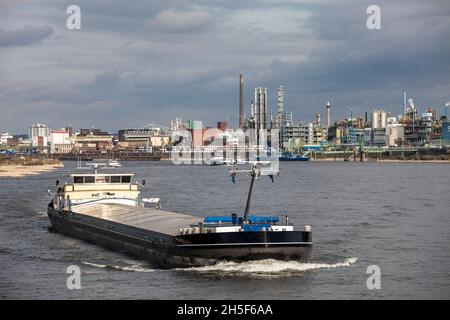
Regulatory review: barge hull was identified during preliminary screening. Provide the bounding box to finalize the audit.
[48,206,312,268]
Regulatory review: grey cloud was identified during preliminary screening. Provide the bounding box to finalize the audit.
[92,71,123,87]
[150,8,215,33]
[0,0,449,133]
[0,25,54,47]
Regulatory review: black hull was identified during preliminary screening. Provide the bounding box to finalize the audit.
[47,205,312,268]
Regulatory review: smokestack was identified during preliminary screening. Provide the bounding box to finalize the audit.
[403,91,407,114]
[326,101,331,129]
[239,74,244,128]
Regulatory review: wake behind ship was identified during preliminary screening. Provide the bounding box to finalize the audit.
[47,162,312,268]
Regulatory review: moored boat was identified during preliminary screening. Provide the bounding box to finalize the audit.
[279,152,309,161]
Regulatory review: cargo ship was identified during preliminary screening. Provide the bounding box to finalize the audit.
[47,162,312,268]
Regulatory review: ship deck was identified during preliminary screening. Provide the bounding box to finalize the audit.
[73,203,202,236]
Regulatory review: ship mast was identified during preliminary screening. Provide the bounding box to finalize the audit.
[229,162,273,223]
[243,163,261,223]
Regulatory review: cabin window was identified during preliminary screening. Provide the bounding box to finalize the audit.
[121,175,131,183]
[111,176,121,183]
[73,176,84,184]
[84,176,95,183]
[96,176,110,183]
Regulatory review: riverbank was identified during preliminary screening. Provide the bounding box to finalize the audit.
[310,158,450,163]
[376,159,450,163]
[0,159,63,178]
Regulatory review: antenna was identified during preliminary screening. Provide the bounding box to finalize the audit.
[228,161,277,223]
[77,161,118,174]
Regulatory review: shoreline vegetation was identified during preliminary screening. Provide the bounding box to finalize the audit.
[0,158,63,178]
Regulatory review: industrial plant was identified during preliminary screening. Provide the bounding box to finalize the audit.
[1,76,449,162]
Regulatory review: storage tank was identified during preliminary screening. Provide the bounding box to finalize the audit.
[372,110,387,129]
[380,111,388,128]
[371,111,380,130]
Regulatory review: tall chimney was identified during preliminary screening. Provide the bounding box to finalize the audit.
[239,74,244,128]
[326,101,331,129]
[403,91,407,115]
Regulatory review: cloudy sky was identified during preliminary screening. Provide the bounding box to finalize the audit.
[1,0,449,134]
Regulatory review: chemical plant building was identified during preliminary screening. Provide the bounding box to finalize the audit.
[118,127,170,152]
[241,83,334,151]
[72,128,113,154]
[238,82,448,151]
[327,109,403,147]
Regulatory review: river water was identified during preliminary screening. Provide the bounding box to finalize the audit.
[0,161,449,299]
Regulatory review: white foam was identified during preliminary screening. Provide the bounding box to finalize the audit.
[113,265,155,273]
[179,257,358,275]
[82,261,155,272]
[36,211,48,217]
[82,261,107,268]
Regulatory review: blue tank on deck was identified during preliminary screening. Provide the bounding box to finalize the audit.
[203,215,280,225]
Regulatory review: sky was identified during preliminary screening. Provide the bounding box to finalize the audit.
[1,0,449,134]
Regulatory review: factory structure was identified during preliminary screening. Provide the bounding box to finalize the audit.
[249,87,269,130]
[1,77,449,159]
[238,82,328,152]
[326,94,448,148]
[236,78,449,153]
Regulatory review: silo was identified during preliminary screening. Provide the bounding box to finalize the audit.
[371,110,380,130]
[380,111,387,128]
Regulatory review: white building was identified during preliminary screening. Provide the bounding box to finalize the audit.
[0,132,13,145]
[385,124,405,147]
[50,130,73,154]
[29,123,51,149]
[387,117,398,124]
